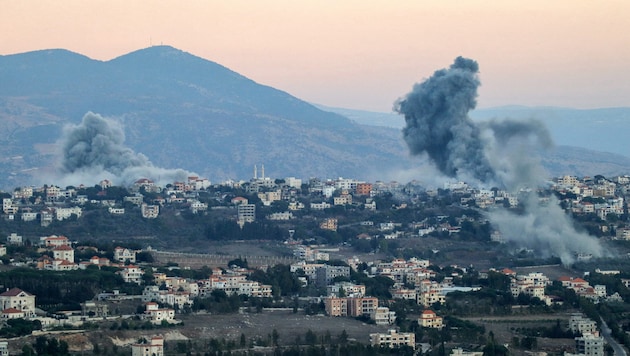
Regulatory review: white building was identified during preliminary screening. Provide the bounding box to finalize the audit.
[369,329,415,349]
[144,302,175,324]
[237,204,256,224]
[0,288,36,318]
[119,265,144,284]
[131,336,164,356]
[114,247,137,264]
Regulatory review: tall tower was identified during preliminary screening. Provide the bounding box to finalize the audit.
[254,165,258,180]
[261,164,265,180]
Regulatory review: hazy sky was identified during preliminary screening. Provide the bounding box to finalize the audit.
[2,1,629,112]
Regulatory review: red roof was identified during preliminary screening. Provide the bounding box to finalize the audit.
[2,308,23,314]
[54,245,73,251]
[0,288,31,297]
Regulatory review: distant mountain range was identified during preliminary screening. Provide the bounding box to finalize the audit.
[1,46,629,189]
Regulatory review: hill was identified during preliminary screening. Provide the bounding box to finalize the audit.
[0,46,412,188]
[1,46,629,189]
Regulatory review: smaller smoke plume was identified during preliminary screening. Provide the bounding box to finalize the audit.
[489,194,605,265]
[55,112,193,186]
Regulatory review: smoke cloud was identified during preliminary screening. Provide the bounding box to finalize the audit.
[54,112,193,186]
[395,57,607,265]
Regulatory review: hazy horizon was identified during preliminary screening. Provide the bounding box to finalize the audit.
[2,1,629,113]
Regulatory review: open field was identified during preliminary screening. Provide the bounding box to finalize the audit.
[463,313,577,355]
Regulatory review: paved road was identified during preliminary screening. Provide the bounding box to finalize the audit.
[601,318,627,356]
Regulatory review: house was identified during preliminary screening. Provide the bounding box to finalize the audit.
[0,288,36,317]
[41,235,70,248]
[131,336,164,356]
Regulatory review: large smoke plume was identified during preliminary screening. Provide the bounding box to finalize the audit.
[395,57,606,265]
[54,112,193,186]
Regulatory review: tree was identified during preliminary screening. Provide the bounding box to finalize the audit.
[272,329,279,346]
[338,330,348,344]
[305,329,317,345]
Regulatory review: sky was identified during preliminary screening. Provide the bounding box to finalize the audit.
[2,1,629,112]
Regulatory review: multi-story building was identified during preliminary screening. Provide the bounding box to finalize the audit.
[132,335,164,356]
[355,183,373,196]
[327,282,366,298]
[417,280,445,307]
[237,203,256,224]
[141,204,159,219]
[6,233,23,245]
[142,286,193,309]
[55,206,82,221]
[574,332,604,356]
[370,306,396,325]
[52,245,74,262]
[569,314,598,336]
[119,265,144,284]
[315,265,350,287]
[369,330,415,349]
[325,296,378,318]
[144,303,175,324]
[419,309,443,329]
[347,296,378,317]
[325,297,348,317]
[114,247,137,264]
[319,218,338,232]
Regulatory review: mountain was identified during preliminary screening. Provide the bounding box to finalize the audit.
[319,105,630,178]
[1,46,629,189]
[0,46,413,188]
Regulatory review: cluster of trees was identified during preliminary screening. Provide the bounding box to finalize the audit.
[0,318,41,338]
[162,328,415,356]
[0,267,139,312]
[21,336,70,356]
[204,220,286,241]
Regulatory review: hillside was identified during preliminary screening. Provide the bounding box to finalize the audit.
[0,46,412,188]
[1,46,629,189]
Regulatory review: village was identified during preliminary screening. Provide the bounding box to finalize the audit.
[0,171,629,355]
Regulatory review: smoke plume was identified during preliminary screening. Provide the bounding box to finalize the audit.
[395,57,607,265]
[54,112,193,186]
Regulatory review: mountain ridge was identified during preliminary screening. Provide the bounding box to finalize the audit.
[1,46,629,189]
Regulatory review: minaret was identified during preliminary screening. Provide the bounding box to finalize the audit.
[261,164,265,180]
[254,165,257,180]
